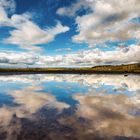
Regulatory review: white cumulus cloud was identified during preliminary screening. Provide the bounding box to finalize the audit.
[0,0,70,51]
[57,0,140,47]
[0,45,140,67]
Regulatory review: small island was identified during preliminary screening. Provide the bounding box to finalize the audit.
[0,63,140,75]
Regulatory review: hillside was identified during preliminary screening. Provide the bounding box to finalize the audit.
[91,63,140,73]
[0,63,140,74]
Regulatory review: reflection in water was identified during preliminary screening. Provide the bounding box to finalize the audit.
[0,74,140,140]
[74,93,140,137]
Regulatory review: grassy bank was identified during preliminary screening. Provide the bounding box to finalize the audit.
[0,63,140,74]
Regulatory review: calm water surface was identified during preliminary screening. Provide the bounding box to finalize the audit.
[0,74,140,140]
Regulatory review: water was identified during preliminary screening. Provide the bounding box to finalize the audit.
[0,74,140,140]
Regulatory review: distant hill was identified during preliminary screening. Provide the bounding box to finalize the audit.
[0,63,140,74]
[91,63,140,73]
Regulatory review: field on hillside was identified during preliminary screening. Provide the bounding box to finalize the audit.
[0,63,140,74]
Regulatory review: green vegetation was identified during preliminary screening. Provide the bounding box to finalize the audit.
[0,63,140,74]
[91,63,140,73]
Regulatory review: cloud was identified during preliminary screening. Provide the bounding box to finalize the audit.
[0,0,15,24]
[0,45,140,67]
[40,45,140,66]
[4,18,69,51]
[58,0,140,46]
[0,0,139,66]
[57,0,89,17]
[0,0,15,13]
[0,0,70,51]
[0,51,39,66]
[55,48,72,52]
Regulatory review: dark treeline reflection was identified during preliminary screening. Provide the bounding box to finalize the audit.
[0,74,140,140]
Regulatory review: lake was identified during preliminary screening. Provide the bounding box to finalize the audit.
[0,74,140,140]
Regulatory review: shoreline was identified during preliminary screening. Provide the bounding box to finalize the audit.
[0,63,139,75]
[0,69,140,75]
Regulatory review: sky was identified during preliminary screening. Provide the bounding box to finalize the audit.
[0,0,140,67]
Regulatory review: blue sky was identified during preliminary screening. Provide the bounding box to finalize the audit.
[0,0,140,67]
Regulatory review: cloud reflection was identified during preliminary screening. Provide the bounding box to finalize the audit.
[0,86,69,126]
[0,74,140,140]
[73,91,140,138]
[0,74,140,91]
